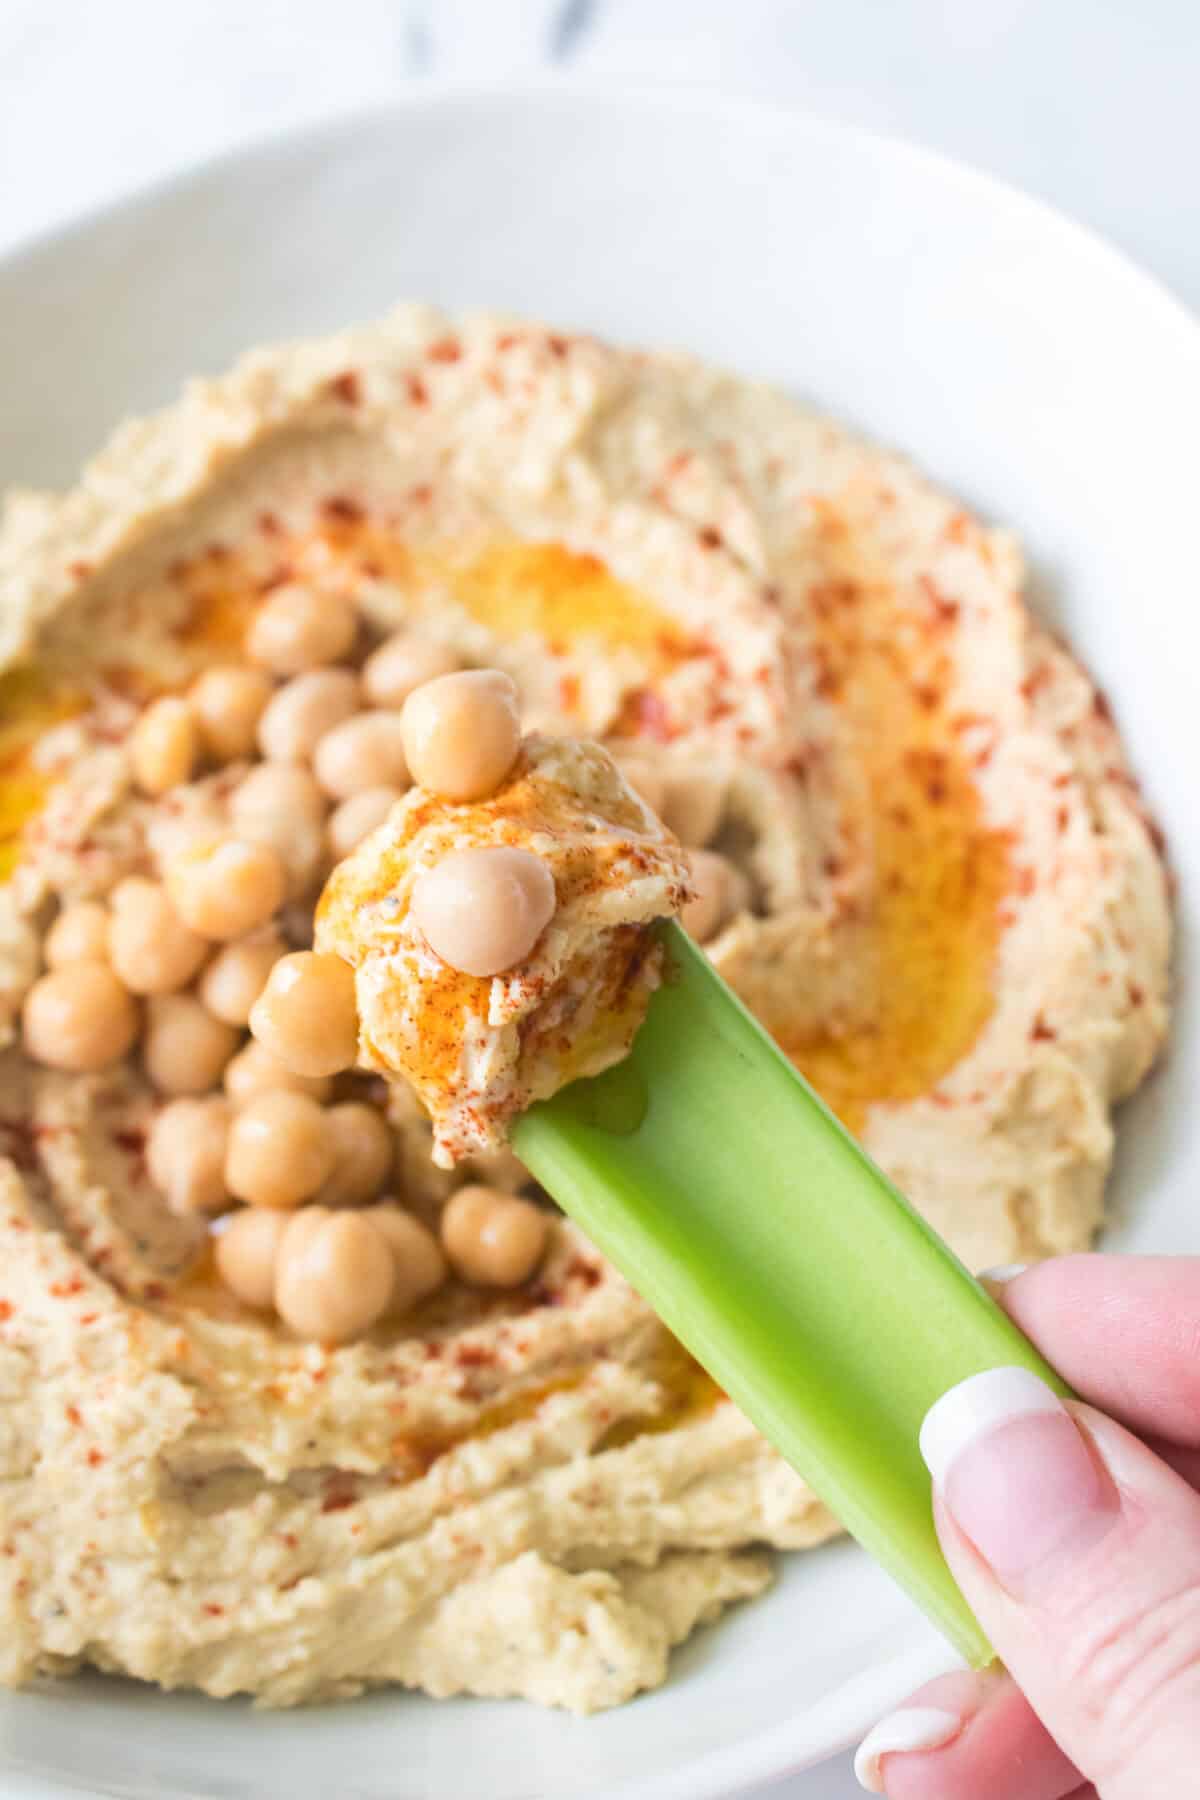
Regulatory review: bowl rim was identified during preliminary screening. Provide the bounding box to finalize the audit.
[3,72,1198,358]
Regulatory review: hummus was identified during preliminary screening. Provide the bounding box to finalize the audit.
[0,306,1170,1711]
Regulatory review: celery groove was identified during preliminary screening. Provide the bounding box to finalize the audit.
[512,921,1068,1665]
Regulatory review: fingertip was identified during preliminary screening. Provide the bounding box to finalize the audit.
[852,1669,997,1794]
[860,1669,1081,1800]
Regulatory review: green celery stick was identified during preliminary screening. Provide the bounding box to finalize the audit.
[512,920,1069,1665]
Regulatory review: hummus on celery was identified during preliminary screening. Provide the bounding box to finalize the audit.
[0,306,1170,1712]
[317,733,691,1165]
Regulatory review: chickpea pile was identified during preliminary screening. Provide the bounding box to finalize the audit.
[20,585,551,1340]
[21,575,749,1340]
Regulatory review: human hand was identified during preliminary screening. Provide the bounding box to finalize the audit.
[853,1256,1200,1799]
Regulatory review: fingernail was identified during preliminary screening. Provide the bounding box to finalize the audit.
[978,1262,1028,1284]
[920,1367,1116,1587]
[853,1707,962,1792]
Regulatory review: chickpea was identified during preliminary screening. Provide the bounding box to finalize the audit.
[244,583,358,675]
[199,931,285,1026]
[410,846,555,978]
[189,665,273,762]
[362,635,460,709]
[44,901,110,968]
[312,711,410,800]
[143,993,239,1096]
[680,849,750,943]
[274,1206,394,1341]
[232,756,325,820]
[166,836,286,940]
[400,669,520,803]
[326,786,401,859]
[273,1202,326,1264]
[317,1102,393,1206]
[230,763,328,897]
[465,1143,531,1194]
[233,761,326,829]
[108,876,209,995]
[441,1185,549,1288]
[614,756,667,819]
[663,771,724,847]
[257,668,361,764]
[214,1206,289,1309]
[128,696,197,797]
[22,963,139,1072]
[225,1090,334,1209]
[223,1038,332,1104]
[249,951,359,1078]
[367,1205,447,1314]
[146,1095,231,1215]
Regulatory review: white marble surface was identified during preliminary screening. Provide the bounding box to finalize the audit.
[2,4,1198,1796]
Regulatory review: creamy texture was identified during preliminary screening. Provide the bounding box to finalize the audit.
[317,735,691,1165]
[0,305,1171,1710]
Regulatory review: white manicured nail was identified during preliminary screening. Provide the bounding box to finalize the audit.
[978,1262,1028,1284]
[919,1366,1064,1488]
[853,1707,961,1791]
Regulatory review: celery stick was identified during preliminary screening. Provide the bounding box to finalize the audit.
[512,920,1068,1665]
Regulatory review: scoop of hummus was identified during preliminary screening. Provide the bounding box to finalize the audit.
[0,305,1171,1713]
[317,735,692,1165]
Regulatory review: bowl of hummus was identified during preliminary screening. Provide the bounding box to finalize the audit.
[0,85,1196,1800]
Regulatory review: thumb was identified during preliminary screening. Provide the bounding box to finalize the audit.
[921,1368,1200,1800]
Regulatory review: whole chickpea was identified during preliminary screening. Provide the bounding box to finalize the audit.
[327,786,402,859]
[222,1039,333,1105]
[312,711,410,800]
[225,1090,334,1209]
[199,932,285,1026]
[230,763,329,897]
[44,902,110,969]
[367,1205,447,1314]
[245,584,357,675]
[257,668,361,764]
[108,877,209,995]
[128,696,198,797]
[248,951,359,1078]
[399,669,521,802]
[362,635,461,709]
[663,771,725,848]
[317,1102,394,1206]
[440,1185,549,1288]
[189,665,274,762]
[464,1143,532,1194]
[214,1207,289,1309]
[166,836,286,941]
[410,847,556,978]
[146,1096,231,1215]
[22,963,139,1072]
[143,993,240,1096]
[233,760,327,828]
[614,756,668,819]
[274,1206,394,1341]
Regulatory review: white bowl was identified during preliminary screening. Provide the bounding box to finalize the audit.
[0,82,1197,1800]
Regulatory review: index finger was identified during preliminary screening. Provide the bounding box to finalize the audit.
[993,1255,1200,1448]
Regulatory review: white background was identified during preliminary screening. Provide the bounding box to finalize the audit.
[3,3,1198,1795]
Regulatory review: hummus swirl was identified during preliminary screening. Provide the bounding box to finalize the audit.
[0,305,1170,1711]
